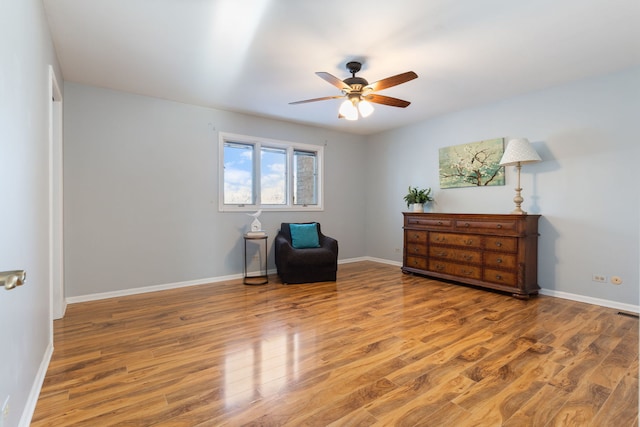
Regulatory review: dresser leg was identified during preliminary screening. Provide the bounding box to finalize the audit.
[512,292,537,300]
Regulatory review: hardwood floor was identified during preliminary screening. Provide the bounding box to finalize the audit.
[32,261,638,426]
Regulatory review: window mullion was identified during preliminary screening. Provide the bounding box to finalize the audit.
[253,142,262,207]
[289,148,293,207]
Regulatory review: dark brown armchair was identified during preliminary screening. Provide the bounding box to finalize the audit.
[275,222,338,284]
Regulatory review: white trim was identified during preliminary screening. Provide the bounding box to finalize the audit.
[65,258,638,314]
[355,257,402,267]
[66,274,243,304]
[338,256,370,264]
[539,288,639,314]
[66,269,292,304]
[19,342,53,427]
[48,65,65,323]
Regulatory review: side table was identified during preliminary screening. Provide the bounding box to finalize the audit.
[243,233,268,285]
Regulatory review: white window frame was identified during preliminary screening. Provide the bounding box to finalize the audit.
[218,132,324,212]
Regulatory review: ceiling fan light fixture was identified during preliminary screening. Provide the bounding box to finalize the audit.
[290,61,418,120]
[339,99,358,120]
[358,99,374,118]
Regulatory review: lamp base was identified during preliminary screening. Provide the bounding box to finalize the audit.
[511,188,527,215]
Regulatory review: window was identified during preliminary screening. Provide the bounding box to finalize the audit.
[219,133,323,211]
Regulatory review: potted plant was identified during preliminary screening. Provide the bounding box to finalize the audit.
[403,186,433,212]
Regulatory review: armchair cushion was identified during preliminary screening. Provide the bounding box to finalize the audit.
[289,223,321,249]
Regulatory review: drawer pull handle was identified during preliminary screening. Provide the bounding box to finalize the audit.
[463,255,472,261]
[464,222,470,227]
[495,274,503,280]
[465,240,473,245]
[496,258,502,263]
[436,264,445,271]
[414,248,420,253]
[497,224,502,229]
[495,242,502,247]
[437,221,443,225]
[414,234,420,239]
[438,251,446,256]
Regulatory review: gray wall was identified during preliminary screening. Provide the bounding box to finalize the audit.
[65,68,639,309]
[0,0,62,425]
[365,67,640,308]
[63,83,367,296]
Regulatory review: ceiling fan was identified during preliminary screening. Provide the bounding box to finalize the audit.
[289,61,418,120]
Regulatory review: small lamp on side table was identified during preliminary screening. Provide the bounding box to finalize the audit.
[499,138,541,215]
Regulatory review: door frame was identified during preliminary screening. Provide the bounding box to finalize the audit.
[49,65,65,324]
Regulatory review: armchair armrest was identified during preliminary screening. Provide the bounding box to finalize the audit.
[319,234,338,255]
[275,233,294,269]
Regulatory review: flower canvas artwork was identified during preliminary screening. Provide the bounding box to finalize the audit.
[439,138,505,189]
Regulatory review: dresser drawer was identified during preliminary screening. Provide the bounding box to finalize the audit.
[484,268,518,287]
[406,243,427,256]
[430,232,482,249]
[429,246,482,264]
[485,236,517,252]
[406,256,428,270]
[406,216,453,229]
[484,252,517,269]
[429,260,482,280]
[455,219,517,233]
[406,230,428,244]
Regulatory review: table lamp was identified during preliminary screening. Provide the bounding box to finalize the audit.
[499,138,541,214]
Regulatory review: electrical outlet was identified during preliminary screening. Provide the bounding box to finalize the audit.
[611,276,623,285]
[592,274,606,283]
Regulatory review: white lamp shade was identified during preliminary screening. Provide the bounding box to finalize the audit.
[499,138,541,166]
[358,100,374,118]
[339,99,358,120]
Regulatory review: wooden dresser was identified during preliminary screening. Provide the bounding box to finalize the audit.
[402,213,540,298]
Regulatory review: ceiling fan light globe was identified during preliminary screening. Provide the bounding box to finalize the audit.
[339,99,358,120]
[358,100,374,117]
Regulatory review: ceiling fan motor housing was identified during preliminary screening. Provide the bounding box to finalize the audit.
[343,77,368,92]
[344,61,368,91]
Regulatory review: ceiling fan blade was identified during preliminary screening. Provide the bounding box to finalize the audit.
[364,94,411,108]
[289,95,344,105]
[316,72,352,91]
[364,71,418,92]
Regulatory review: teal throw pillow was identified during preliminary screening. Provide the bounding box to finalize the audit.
[290,223,320,249]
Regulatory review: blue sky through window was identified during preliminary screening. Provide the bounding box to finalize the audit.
[223,143,253,204]
[224,143,286,204]
[261,148,286,204]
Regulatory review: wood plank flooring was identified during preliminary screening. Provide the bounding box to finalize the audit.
[32,261,638,426]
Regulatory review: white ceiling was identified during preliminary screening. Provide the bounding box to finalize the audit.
[43,0,640,135]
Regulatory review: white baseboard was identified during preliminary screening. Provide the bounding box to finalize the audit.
[66,274,244,304]
[539,288,639,313]
[66,259,380,304]
[20,341,53,427]
[338,256,369,264]
[360,257,402,267]
[65,258,638,314]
